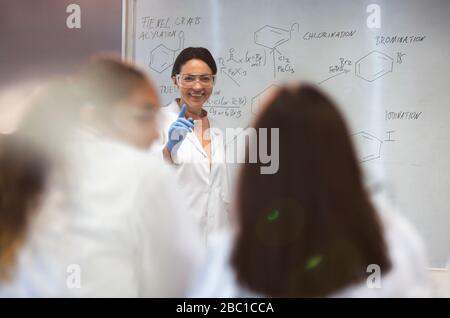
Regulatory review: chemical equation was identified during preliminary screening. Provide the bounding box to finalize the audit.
[206,107,243,118]
[217,48,266,87]
[214,23,299,87]
[205,95,246,107]
[329,58,352,73]
[204,90,246,118]
[318,51,407,85]
[318,57,352,84]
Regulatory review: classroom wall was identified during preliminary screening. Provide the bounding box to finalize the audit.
[0,0,122,87]
[429,269,450,298]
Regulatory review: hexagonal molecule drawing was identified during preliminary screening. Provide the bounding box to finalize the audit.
[355,51,393,82]
[254,23,299,79]
[150,44,176,73]
[149,31,184,73]
[352,131,383,162]
[255,25,292,50]
[251,84,280,115]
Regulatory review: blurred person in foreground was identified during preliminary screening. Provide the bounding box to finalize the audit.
[0,57,203,297]
[0,79,81,296]
[70,56,204,297]
[189,84,430,298]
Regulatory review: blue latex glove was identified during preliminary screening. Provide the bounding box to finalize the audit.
[166,104,194,153]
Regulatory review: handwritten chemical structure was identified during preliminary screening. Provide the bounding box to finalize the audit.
[206,107,243,118]
[254,23,299,79]
[148,31,185,73]
[355,51,393,82]
[204,90,246,118]
[352,131,383,162]
[319,51,398,85]
[217,48,267,87]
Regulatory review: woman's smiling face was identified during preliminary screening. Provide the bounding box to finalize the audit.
[174,59,214,114]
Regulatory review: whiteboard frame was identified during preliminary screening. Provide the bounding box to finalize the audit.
[122,0,136,62]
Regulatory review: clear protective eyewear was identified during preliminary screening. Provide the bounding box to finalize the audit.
[175,73,216,88]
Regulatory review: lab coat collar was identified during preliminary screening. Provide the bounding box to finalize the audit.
[166,99,181,114]
[166,99,209,119]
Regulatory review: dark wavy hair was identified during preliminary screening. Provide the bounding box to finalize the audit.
[231,84,391,297]
[171,47,217,77]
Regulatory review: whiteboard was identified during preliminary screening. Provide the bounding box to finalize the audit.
[125,0,450,267]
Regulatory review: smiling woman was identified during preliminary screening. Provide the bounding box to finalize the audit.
[153,47,231,247]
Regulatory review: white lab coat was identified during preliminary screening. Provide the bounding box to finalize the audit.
[0,130,204,297]
[188,190,431,298]
[152,100,231,246]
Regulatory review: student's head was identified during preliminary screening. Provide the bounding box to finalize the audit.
[231,84,391,297]
[77,56,160,149]
[171,47,217,114]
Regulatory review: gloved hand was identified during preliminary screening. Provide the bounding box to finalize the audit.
[166,104,194,153]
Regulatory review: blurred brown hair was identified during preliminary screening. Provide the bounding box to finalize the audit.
[0,136,49,281]
[231,84,391,297]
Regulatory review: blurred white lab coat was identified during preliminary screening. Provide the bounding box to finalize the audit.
[152,100,231,246]
[188,190,431,298]
[0,130,204,297]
